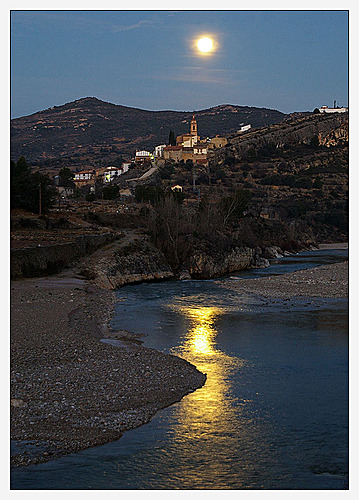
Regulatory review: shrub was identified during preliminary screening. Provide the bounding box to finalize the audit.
[11,157,56,213]
[102,184,119,200]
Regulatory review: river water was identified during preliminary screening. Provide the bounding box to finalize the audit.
[11,249,349,490]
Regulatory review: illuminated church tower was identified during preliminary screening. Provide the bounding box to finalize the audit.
[176,114,200,147]
[190,115,198,136]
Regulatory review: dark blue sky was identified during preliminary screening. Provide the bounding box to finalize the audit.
[11,10,348,118]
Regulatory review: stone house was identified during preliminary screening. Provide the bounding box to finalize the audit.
[163,146,183,162]
[207,135,228,149]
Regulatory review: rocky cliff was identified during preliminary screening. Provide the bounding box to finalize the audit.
[77,232,276,287]
[209,113,348,166]
[80,234,174,289]
[187,245,269,279]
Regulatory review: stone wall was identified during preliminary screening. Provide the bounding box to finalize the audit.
[11,233,117,279]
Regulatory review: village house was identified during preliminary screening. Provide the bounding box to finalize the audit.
[103,166,123,183]
[135,150,153,164]
[319,105,348,114]
[73,169,95,187]
[163,146,183,163]
[238,124,252,133]
[72,162,132,187]
[154,144,167,158]
[57,186,74,197]
[207,135,228,150]
[121,161,132,172]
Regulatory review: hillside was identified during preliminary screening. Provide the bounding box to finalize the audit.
[155,112,348,243]
[11,97,287,167]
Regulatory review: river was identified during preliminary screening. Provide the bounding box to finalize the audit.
[11,248,349,490]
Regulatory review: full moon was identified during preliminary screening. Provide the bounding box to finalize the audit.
[197,37,213,53]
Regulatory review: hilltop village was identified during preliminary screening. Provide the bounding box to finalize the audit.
[63,115,234,196]
[33,102,347,204]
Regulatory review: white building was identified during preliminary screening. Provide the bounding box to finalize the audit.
[154,144,167,157]
[135,150,153,161]
[103,166,123,183]
[74,170,94,181]
[121,162,131,173]
[238,124,252,133]
[319,105,348,114]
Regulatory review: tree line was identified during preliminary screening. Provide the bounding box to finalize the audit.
[11,157,56,213]
[141,186,252,272]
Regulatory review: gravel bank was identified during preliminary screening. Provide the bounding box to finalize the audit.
[220,261,348,299]
[10,275,206,467]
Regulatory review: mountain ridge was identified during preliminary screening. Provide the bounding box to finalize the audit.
[12,97,290,119]
[11,97,291,166]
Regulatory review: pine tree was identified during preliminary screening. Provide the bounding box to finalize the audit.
[168,130,176,146]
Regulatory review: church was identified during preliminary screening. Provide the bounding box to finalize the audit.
[162,115,226,166]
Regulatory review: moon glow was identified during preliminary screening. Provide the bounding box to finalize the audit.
[197,37,214,53]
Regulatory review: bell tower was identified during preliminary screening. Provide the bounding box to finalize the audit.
[190,115,198,136]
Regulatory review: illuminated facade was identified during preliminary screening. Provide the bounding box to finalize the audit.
[163,115,208,164]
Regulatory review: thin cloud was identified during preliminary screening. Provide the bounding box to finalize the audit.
[148,66,241,86]
[11,11,157,35]
[112,19,156,33]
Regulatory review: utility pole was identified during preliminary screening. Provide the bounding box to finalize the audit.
[38,183,42,216]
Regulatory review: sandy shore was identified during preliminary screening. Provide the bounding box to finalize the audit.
[317,243,348,250]
[220,261,348,299]
[10,273,206,467]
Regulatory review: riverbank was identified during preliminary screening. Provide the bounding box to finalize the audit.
[220,260,348,299]
[10,273,206,468]
[10,244,348,468]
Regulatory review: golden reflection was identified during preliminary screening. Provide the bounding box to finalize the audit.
[164,304,257,485]
[184,307,220,356]
[171,304,242,427]
[163,300,270,486]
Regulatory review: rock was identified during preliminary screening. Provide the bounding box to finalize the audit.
[178,270,191,280]
[83,235,174,289]
[189,246,256,279]
[210,113,348,166]
[11,399,28,408]
[251,256,270,269]
[263,246,284,259]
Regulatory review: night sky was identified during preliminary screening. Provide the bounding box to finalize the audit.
[10,8,348,118]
